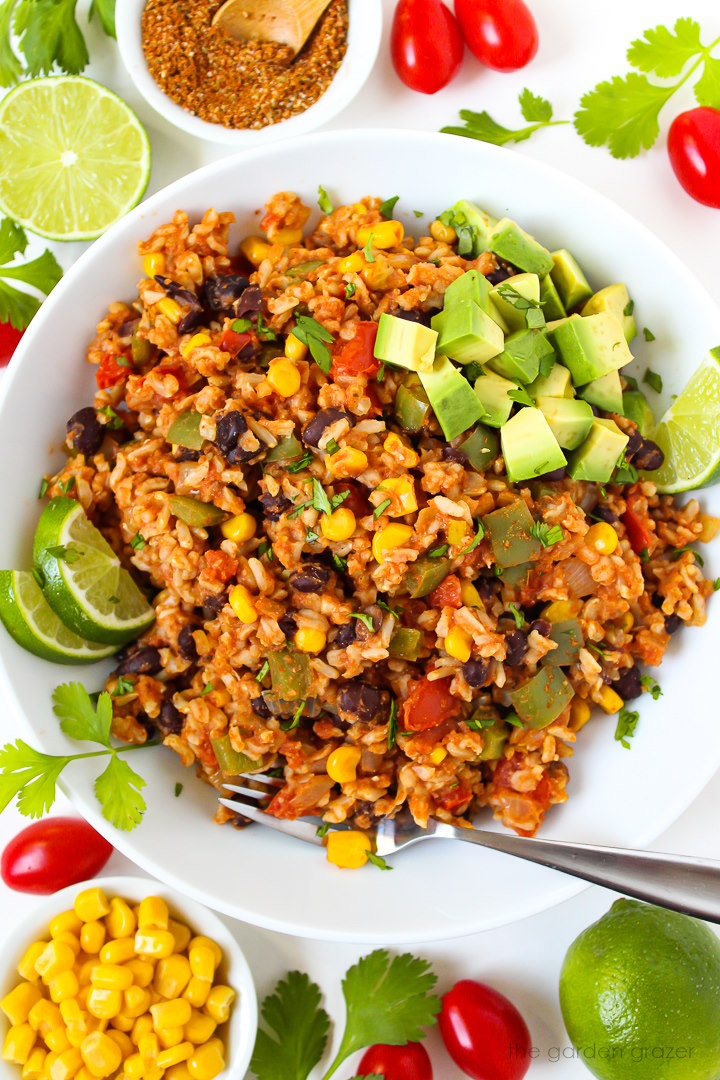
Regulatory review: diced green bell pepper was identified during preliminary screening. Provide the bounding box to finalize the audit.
[268,648,311,701]
[542,618,583,666]
[167,411,203,450]
[211,735,265,774]
[169,495,227,527]
[482,501,541,568]
[403,557,450,598]
[265,433,303,463]
[394,377,431,433]
[479,723,510,760]
[131,327,155,365]
[458,424,499,472]
[510,667,574,729]
[501,562,532,587]
[388,627,423,660]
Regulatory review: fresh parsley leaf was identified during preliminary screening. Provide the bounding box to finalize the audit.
[643,326,656,342]
[694,54,720,108]
[350,613,375,633]
[442,88,568,147]
[174,782,183,797]
[46,544,82,564]
[613,453,639,484]
[130,532,146,550]
[287,451,314,474]
[345,283,356,299]
[508,386,534,407]
[0,218,62,329]
[387,699,398,750]
[362,233,376,264]
[574,73,674,159]
[497,284,543,311]
[330,490,350,512]
[251,971,330,1080]
[318,185,333,214]
[88,0,116,37]
[626,17,703,78]
[378,196,399,218]
[507,603,525,629]
[640,674,662,700]
[530,522,564,547]
[312,478,332,516]
[257,660,270,682]
[112,676,134,697]
[232,317,252,332]
[519,87,554,123]
[428,544,449,558]
[0,740,70,818]
[615,706,639,749]
[292,316,334,376]
[672,544,703,566]
[367,851,392,871]
[95,754,146,831]
[373,498,392,520]
[15,0,89,77]
[643,368,662,393]
[52,683,112,747]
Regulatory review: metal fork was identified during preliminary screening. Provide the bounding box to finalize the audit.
[220,774,720,924]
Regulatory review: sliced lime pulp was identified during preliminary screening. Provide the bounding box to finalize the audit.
[650,346,720,494]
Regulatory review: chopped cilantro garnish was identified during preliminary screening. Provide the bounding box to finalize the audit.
[505,712,524,728]
[639,547,650,563]
[98,404,123,430]
[257,539,271,558]
[286,451,314,473]
[174,782,183,797]
[507,603,525,629]
[367,851,393,871]
[46,545,81,565]
[305,527,320,544]
[281,700,305,731]
[508,386,534,407]
[318,185,333,214]
[38,478,49,499]
[623,299,635,317]
[614,453,639,484]
[387,699,398,749]
[291,316,334,375]
[256,314,277,341]
[378,599,402,618]
[458,520,485,555]
[531,521,564,547]
[59,476,76,494]
[256,660,270,682]
[130,532,146,551]
[643,327,656,342]
[672,544,703,565]
[316,823,330,838]
[345,283,357,299]
[199,683,213,697]
[363,233,376,263]
[643,368,662,393]
[373,498,392,520]
[332,553,348,572]
[378,195,400,218]
[640,674,662,700]
[376,361,386,382]
[350,613,375,633]
[325,437,340,455]
[428,544,449,558]
[615,706,639,749]
[232,317,253,333]
[112,676,134,697]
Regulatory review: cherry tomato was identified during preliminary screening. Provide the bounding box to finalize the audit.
[667,107,720,208]
[358,1041,433,1080]
[440,980,532,1080]
[454,0,538,72]
[96,352,130,389]
[0,321,24,366]
[331,321,380,379]
[1,817,113,894]
[402,675,461,731]
[390,0,464,95]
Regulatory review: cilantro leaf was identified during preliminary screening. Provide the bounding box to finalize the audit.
[0,0,22,86]
[311,477,333,516]
[350,613,375,632]
[52,683,112,747]
[508,386,534,407]
[378,196,399,218]
[643,368,662,393]
[0,740,70,818]
[519,87,553,122]
[626,18,703,77]
[530,522,564,547]
[318,185,333,214]
[251,970,330,1080]
[16,0,89,77]
[615,706,639,749]
[0,221,62,330]
[88,0,116,37]
[695,54,720,107]
[362,233,376,263]
[574,74,673,159]
[94,753,146,831]
[292,316,334,375]
[442,89,567,147]
[640,674,662,700]
[367,851,392,871]
[322,951,440,1077]
[507,603,525,629]
[387,699,398,750]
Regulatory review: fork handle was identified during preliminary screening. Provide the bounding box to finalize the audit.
[435,824,720,923]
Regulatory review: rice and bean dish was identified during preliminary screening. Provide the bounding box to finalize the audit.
[42,192,717,843]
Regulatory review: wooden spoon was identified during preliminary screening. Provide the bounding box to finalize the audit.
[212,0,333,55]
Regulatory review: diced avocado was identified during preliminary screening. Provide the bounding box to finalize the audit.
[528,364,573,400]
[541,618,583,667]
[546,313,581,333]
[482,500,541,568]
[394,374,431,433]
[622,389,655,437]
[487,329,555,385]
[489,218,554,277]
[500,407,567,483]
[458,424,499,471]
[579,369,623,414]
[444,270,492,313]
[374,313,437,373]
[440,200,496,259]
[539,274,567,322]
[510,667,574,729]
[537,397,594,450]
[567,418,629,482]
[419,356,484,440]
[490,273,541,333]
[473,370,518,428]
[550,249,593,311]
[582,284,637,343]
[548,314,634,386]
[431,303,504,365]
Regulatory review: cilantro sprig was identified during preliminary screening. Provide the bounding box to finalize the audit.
[531,522,564,547]
[0,218,62,330]
[442,88,569,147]
[0,682,153,830]
[0,0,116,87]
[291,316,334,375]
[615,706,640,749]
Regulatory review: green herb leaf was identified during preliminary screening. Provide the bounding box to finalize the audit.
[15,0,89,78]
[257,540,271,558]
[257,660,270,683]
[377,599,402,618]
[530,522,564,547]
[316,823,330,838]
[325,437,340,456]
[38,477,49,499]
[256,314,277,342]
[330,490,350,512]
[714,578,720,591]
[88,0,116,37]
[332,553,348,572]
[627,17,703,77]
[373,498,392,520]
[130,532,146,551]
[52,683,112,747]
[507,603,525,629]
[318,185,333,214]
[281,700,306,731]
[305,527,320,544]
[508,386,534,407]
[345,283,357,299]
[350,613,375,633]
[613,453,639,484]
[0,740,70,818]
[367,851,392,871]
[643,327,656,342]
[232,317,252,333]
[639,547,650,563]
[287,451,314,474]
[428,544,449,558]
[694,54,720,108]
[292,316,334,376]
[387,699,398,750]
[362,233,376,264]
[442,96,567,147]
[200,683,213,697]
[98,404,124,430]
[574,73,674,159]
[623,375,639,392]
[94,753,146,831]
[174,782,183,797]
[505,711,524,728]
[311,478,333,516]
[376,361,386,382]
[378,196,400,218]
[519,87,554,122]
[643,368,663,393]
[615,706,639,749]
[251,971,330,1080]
[112,676,134,697]
[0,1,23,86]
[672,544,704,566]
[458,520,485,556]
[46,544,82,564]
[0,218,63,330]
[624,299,635,316]
[59,476,75,494]
[640,674,662,700]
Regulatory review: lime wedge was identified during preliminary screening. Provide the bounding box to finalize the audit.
[34,497,155,645]
[651,347,720,494]
[0,570,118,664]
[0,76,151,241]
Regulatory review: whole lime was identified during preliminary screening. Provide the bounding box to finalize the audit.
[559,899,720,1080]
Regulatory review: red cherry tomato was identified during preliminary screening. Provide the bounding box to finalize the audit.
[454,0,538,71]
[1,817,113,894]
[358,1042,433,1080]
[440,980,531,1080]
[0,321,24,366]
[667,107,720,208]
[331,321,380,379]
[390,0,464,95]
[402,675,462,731]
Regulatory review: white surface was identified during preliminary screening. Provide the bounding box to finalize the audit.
[1,0,720,1076]
[0,875,258,1080]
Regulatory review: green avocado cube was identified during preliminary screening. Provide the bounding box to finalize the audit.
[510,666,575,729]
[440,200,496,259]
[579,369,623,414]
[500,407,567,483]
[432,302,504,365]
[582,283,637,343]
[539,274,567,322]
[548,314,634,386]
[537,397,594,450]
[550,249,593,311]
[490,273,541,333]
[444,270,492,313]
[528,365,573,400]
[622,389,655,437]
[374,313,437,373]
[482,500,541,568]
[419,356,484,440]
[489,218,554,277]
[473,370,518,428]
[567,418,629,482]
[487,329,555,385]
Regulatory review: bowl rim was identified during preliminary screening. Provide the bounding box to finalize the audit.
[116,0,383,146]
[0,873,258,1080]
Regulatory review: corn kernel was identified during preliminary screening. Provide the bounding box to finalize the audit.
[28,999,61,1036]
[138,1033,159,1061]
[187,1038,225,1080]
[337,251,365,274]
[180,332,212,359]
[99,940,135,967]
[361,256,393,291]
[21,1045,46,1079]
[91,966,133,993]
[35,941,76,983]
[124,1054,144,1080]
[45,1053,60,1076]
[124,962,152,992]
[59,1000,84,1028]
[228,583,258,625]
[79,924,105,956]
[158,1042,193,1069]
[429,746,448,765]
[447,520,469,547]
[87,989,122,1021]
[137,897,169,933]
[2,1023,36,1064]
[376,476,418,516]
[357,221,404,250]
[284,332,308,362]
[183,1010,216,1045]
[105,898,136,941]
[698,512,720,542]
[131,1017,153,1048]
[166,1065,192,1080]
[327,446,368,478]
[321,507,356,542]
[430,219,457,244]
[189,947,216,984]
[144,1066,165,1080]
[596,685,625,714]
[383,432,420,467]
[154,956,191,1001]
[460,580,483,608]
[273,227,304,246]
[266,357,302,398]
[48,972,79,1005]
[168,923,192,956]
[105,1029,132,1060]
[326,746,362,784]
[143,253,165,277]
[2,982,43,1026]
[188,939,222,967]
[220,512,256,543]
[74,890,110,924]
[158,1027,185,1050]
[134,929,176,959]
[240,236,272,267]
[326,830,372,870]
[80,1031,122,1078]
[50,913,84,940]
[372,523,413,563]
[542,599,582,623]
[586,521,619,555]
[150,1000,192,1032]
[123,987,151,1021]
[444,625,473,663]
[49,1046,82,1080]
[75,987,90,1012]
[53,934,81,958]
[294,624,328,654]
[182,979,211,1010]
[619,611,634,632]
[18,943,47,983]
[156,297,183,325]
[75,1069,94,1080]
[44,1028,71,1054]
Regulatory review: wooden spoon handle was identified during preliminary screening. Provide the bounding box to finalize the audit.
[212,0,333,55]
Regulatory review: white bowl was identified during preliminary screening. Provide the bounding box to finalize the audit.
[1,130,720,943]
[0,875,257,1080]
[116,0,382,146]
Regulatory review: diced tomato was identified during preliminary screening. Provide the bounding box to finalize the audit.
[430,574,462,609]
[0,321,24,367]
[203,549,238,585]
[96,353,130,389]
[622,506,653,555]
[331,322,380,379]
[220,328,254,356]
[401,675,462,732]
[436,784,472,813]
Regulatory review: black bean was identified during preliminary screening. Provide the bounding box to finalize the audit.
[612,666,642,701]
[202,590,228,620]
[153,276,204,335]
[289,564,330,593]
[651,592,664,610]
[625,429,643,459]
[665,613,683,634]
[201,274,250,316]
[174,447,202,463]
[504,630,528,666]
[634,439,665,472]
[392,309,434,327]
[529,619,552,637]
[592,505,618,524]
[251,696,271,718]
[536,467,566,482]
[301,408,353,449]
[442,446,468,464]
[67,407,103,456]
[590,405,602,417]
[338,682,383,723]
[177,307,205,334]
[214,411,248,455]
[234,285,263,320]
[116,318,140,339]
[462,659,490,687]
[177,626,198,662]
[334,622,357,648]
[115,646,162,676]
[486,262,514,285]
[475,575,496,602]
[227,441,261,465]
[157,699,184,735]
[260,492,291,520]
[135,711,157,738]
[278,614,297,638]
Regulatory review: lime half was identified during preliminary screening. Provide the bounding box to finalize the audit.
[651,346,720,494]
[34,497,155,645]
[0,76,151,241]
[0,570,118,664]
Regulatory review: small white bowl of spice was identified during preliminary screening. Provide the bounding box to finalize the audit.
[117,0,382,146]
